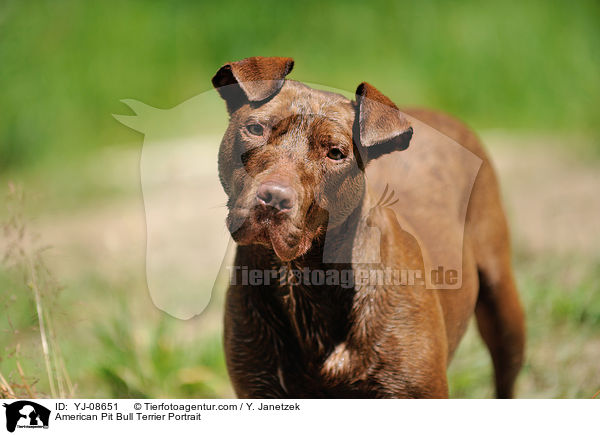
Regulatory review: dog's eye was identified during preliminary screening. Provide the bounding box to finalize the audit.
[327,148,346,161]
[246,123,264,136]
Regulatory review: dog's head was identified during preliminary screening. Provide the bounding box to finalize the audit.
[213,56,413,262]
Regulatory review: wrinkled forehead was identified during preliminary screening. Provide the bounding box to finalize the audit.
[243,81,355,132]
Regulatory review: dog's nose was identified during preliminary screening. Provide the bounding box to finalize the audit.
[256,182,295,211]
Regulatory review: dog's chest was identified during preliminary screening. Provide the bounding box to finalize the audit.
[271,284,375,396]
[275,283,348,353]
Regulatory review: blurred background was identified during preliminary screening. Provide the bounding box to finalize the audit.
[1,0,599,398]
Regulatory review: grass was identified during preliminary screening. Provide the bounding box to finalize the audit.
[0,185,73,398]
[1,140,600,398]
[1,0,599,170]
[448,253,600,398]
[1,0,599,395]
[0,186,232,398]
[95,313,230,398]
[4,225,599,398]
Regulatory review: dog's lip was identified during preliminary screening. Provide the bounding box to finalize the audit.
[269,231,299,261]
[226,205,308,257]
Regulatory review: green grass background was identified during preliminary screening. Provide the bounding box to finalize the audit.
[1,0,599,398]
[1,0,599,171]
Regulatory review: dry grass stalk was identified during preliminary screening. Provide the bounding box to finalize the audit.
[1,182,73,398]
[0,369,16,398]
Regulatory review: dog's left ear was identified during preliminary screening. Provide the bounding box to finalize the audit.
[354,82,413,164]
[212,56,294,112]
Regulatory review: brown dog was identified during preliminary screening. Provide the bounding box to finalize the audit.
[212,56,525,398]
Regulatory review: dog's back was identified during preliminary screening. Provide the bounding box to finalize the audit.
[385,107,525,395]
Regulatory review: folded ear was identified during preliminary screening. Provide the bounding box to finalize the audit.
[354,82,413,163]
[212,56,294,112]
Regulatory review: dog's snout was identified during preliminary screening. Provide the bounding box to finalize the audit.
[256,182,295,211]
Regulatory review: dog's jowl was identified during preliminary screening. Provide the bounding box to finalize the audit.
[212,56,525,398]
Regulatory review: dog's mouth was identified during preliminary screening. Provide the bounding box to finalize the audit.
[227,202,319,262]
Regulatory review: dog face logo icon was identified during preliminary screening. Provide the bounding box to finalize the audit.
[3,401,50,432]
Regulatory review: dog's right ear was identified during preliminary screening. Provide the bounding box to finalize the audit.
[212,56,294,113]
[354,82,413,167]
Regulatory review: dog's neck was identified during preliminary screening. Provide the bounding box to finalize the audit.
[234,192,375,357]
[286,189,371,271]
